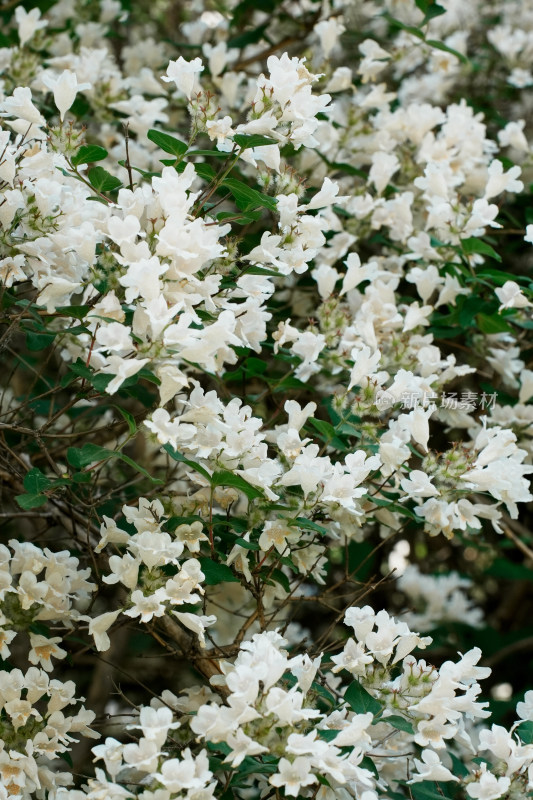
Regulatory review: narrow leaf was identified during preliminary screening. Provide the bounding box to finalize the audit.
[232,133,279,149]
[211,470,264,500]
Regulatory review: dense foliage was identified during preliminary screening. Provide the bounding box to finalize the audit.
[1,0,533,798]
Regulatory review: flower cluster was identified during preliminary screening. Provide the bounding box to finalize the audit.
[1,0,533,797]
[0,541,94,668]
[0,667,96,797]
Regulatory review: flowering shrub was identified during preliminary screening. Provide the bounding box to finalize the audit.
[1,0,533,797]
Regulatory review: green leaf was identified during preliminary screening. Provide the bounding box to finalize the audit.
[462,237,501,262]
[449,751,470,778]
[410,783,454,800]
[476,267,530,287]
[222,177,277,212]
[186,149,229,158]
[487,558,533,582]
[166,515,205,532]
[26,331,55,351]
[235,536,260,550]
[457,295,487,327]
[194,163,217,181]
[56,305,90,320]
[147,129,188,156]
[517,721,533,744]
[232,133,279,149]
[88,166,122,193]
[371,495,419,521]
[360,756,378,778]
[316,729,338,742]
[67,443,111,469]
[211,470,264,501]
[382,714,414,734]
[117,452,161,483]
[269,568,290,593]
[426,38,469,64]
[477,313,512,334]
[162,445,212,483]
[72,471,92,484]
[198,558,239,585]
[384,13,426,39]
[290,517,327,535]
[241,265,279,277]
[29,621,51,636]
[227,22,269,48]
[71,145,108,166]
[231,755,278,778]
[67,443,161,483]
[23,468,52,494]
[59,751,74,769]
[415,0,446,22]
[67,359,113,392]
[113,405,137,435]
[344,680,381,715]
[15,493,48,509]
[307,417,348,451]
[316,156,366,179]
[243,357,268,376]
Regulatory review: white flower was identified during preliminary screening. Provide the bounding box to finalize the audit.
[225,729,268,767]
[123,737,160,773]
[0,87,45,126]
[92,737,124,778]
[14,6,47,47]
[158,748,212,792]
[95,323,133,355]
[269,756,316,796]
[304,177,344,211]
[99,356,150,395]
[484,159,523,200]
[173,612,217,647]
[162,57,204,98]
[314,17,345,59]
[517,690,533,721]
[497,120,529,152]
[124,588,168,623]
[103,553,140,590]
[89,610,121,652]
[0,630,16,660]
[401,470,440,498]
[173,523,208,554]
[28,635,67,672]
[135,706,180,748]
[326,66,353,92]
[409,749,458,783]
[0,256,26,287]
[495,280,532,310]
[466,764,510,799]
[144,408,196,449]
[369,152,400,194]
[348,346,381,390]
[330,638,373,675]
[206,115,234,142]
[259,520,296,554]
[41,70,91,121]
